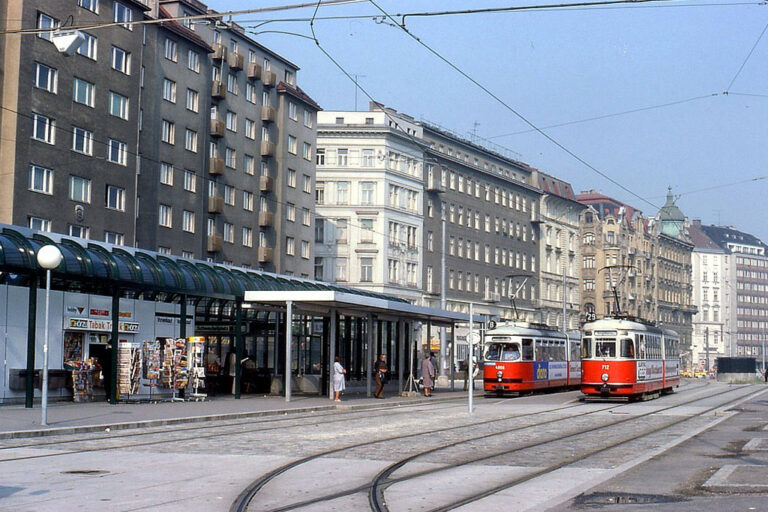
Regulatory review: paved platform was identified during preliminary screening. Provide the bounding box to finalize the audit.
[0,385,478,439]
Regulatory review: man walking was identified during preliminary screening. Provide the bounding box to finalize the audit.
[374,354,388,398]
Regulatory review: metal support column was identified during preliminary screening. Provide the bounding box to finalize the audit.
[367,313,374,397]
[25,274,38,409]
[179,295,187,339]
[398,321,405,393]
[109,289,119,405]
[450,324,455,391]
[235,299,243,399]
[329,309,337,400]
[285,300,293,402]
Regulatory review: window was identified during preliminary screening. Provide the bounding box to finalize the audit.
[70,126,93,155]
[157,246,171,255]
[69,176,91,203]
[286,237,295,256]
[304,110,313,128]
[303,142,312,161]
[183,210,195,233]
[223,222,234,243]
[73,78,95,107]
[187,50,200,72]
[336,182,349,205]
[29,217,51,232]
[225,147,236,169]
[106,185,125,211]
[185,130,198,152]
[315,148,325,166]
[34,62,57,93]
[162,79,176,103]
[109,92,129,119]
[336,219,348,244]
[314,257,324,280]
[32,114,55,144]
[360,182,375,205]
[301,240,310,259]
[360,219,374,243]
[160,162,173,185]
[226,73,238,94]
[288,135,297,154]
[183,170,196,192]
[246,82,257,103]
[287,169,296,187]
[303,174,312,194]
[315,219,325,243]
[302,208,310,226]
[243,191,254,211]
[110,46,130,74]
[289,102,297,120]
[113,2,133,28]
[37,13,59,41]
[69,225,90,239]
[226,111,237,132]
[316,182,325,204]
[362,149,374,167]
[360,257,374,282]
[224,185,235,205]
[78,0,98,12]
[336,258,347,281]
[244,154,255,175]
[337,148,348,166]
[105,231,124,245]
[244,118,255,139]
[185,89,199,112]
[161,120,175,144]
[77,32,97,60]
[29,165,53,194]
[164,38,178,61]
[287,203,296,222]
[107,139,127,165]
[158,204,172,228]
[242,227,253,247]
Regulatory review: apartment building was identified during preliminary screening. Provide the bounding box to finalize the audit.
[315,108,427,302]
[697,223,768,363]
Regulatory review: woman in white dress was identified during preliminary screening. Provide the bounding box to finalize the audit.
[333,356,346,402]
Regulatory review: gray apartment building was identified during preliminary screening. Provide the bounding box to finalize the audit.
[0,0,319,274]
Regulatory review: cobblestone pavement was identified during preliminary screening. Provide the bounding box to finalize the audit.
[0,381,764,512]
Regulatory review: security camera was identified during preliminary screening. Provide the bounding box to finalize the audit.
[52,30,85,56]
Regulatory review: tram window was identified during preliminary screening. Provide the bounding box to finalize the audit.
[501,344,521,361]
[638,335,646,359]
[522,339,533,360]
[595,340,616,358]
[620,339,635,358]
[484,343,501,361]
[571,342,581,361]
[582,339,592,359]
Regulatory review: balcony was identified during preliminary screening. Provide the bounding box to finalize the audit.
[258,211,274,227]
[209,157,224,175]
[258,246,274,263]
[211,80,226,99]
[262,70,276,87]
[259,175,274,193]
[207,234,223,253]
[483,292,501,303]
[247,62,262,80]
[210,117,225,137]
[212,43,227,61]
[228,51,243,70]
[261,105,276,123]
[425,175,445,193]
[208,195,223,213]
[260,141,275,157]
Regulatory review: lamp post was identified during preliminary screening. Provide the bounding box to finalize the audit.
[36,245,63,426]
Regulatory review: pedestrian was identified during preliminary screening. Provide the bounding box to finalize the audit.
[429,352,438,393]
[764,367,767,384]
[374,354,388,398]
[421,353,435,397]
[463,353,477,391]
[332,356,346,402]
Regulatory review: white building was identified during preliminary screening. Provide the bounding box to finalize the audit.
[314,110,427,302]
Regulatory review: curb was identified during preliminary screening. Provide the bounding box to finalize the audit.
[0,393,472,440]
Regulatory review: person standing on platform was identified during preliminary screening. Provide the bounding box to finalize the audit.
[333,356,346,402]
[374,354,388,398]
[421,353,435,397]
[429,352,438,393]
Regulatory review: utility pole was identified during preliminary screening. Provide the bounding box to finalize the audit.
[439,213,446,378]
[353,74,366,111]
[705,326,710,375]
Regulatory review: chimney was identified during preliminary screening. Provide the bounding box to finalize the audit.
[692,219,702,228]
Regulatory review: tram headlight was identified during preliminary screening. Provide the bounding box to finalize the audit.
[497,370,503,381]
[601,373,609,383]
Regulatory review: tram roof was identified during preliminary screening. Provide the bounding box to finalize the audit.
[0,226,410,305]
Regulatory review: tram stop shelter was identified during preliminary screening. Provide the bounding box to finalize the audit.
[0,225,476,407]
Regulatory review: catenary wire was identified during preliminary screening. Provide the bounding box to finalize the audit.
[724,21,768,92]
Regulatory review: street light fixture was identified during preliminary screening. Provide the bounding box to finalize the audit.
[37,245,62,426]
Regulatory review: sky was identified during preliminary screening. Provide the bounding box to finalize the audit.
[209,0,768,243]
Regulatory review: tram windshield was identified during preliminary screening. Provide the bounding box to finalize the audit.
[595,339,616,358]
[485,343,521,362]
[620,338,635,358]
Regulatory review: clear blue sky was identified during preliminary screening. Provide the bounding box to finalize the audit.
[211,0,768,242]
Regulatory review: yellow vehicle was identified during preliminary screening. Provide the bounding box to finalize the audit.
[680,370,692,378]
[694,370,707,378]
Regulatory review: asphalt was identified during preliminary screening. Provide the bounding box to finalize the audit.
[0,385,479,440]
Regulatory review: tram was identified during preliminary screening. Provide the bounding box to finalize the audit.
[483,322,581,396]
[581,317,680,399]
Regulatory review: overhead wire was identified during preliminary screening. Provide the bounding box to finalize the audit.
[724,20,768,92]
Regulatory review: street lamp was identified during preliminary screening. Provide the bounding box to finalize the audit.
[37,245,63,426]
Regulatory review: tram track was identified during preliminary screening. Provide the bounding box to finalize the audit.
[0,396,469,462]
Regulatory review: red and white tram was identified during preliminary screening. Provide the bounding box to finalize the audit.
[581,317,680,399]
[483,322,581,396]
